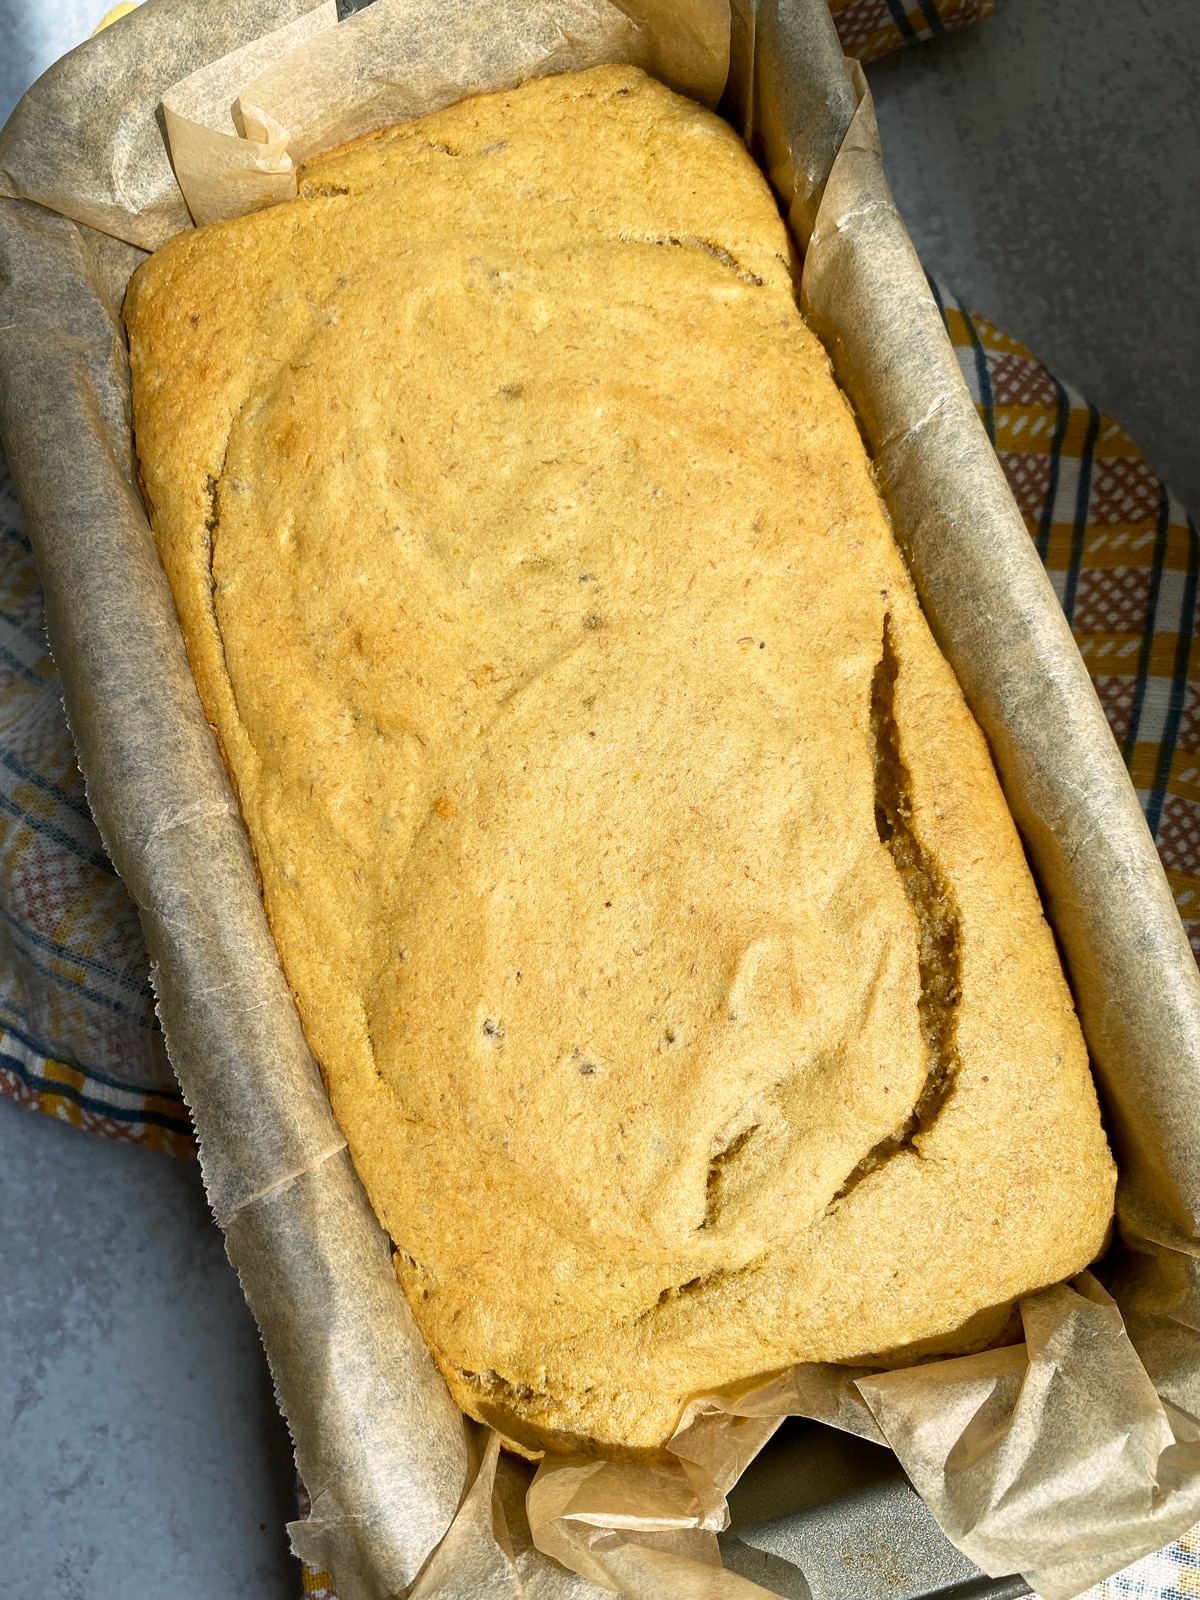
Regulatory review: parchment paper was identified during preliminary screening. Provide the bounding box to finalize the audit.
[161,0,728,226]
[3,0,1200,1596]
[0,190,470,1600]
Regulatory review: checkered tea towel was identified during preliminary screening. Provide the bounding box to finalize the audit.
[0,463,191,1153]
[829,0,993,62]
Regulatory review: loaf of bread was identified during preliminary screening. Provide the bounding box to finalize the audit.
[126,63,1116,1458]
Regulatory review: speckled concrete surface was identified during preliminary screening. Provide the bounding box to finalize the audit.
[0,1096,300,1598]
[0,2,1196,1595]
[867,0,1200,519]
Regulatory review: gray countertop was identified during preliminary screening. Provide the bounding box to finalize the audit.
[1,1,1197,1595]
[868,0,1200,520]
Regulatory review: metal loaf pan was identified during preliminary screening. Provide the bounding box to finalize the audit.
[722,1418,1030,1600]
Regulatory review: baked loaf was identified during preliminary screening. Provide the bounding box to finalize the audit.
[126,63,1116,1457]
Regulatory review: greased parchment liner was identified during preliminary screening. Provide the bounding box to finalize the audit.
[1,0,1199,1595]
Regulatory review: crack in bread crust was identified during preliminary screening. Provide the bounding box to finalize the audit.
[832,617,964,1205]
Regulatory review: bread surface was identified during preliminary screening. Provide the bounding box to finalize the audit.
[126,63,1116,1456]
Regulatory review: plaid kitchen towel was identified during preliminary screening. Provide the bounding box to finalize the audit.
[830,0,993,63]
[934,285,1200,956]
[0,461,191,1154]
[1095,1532,1200,1600]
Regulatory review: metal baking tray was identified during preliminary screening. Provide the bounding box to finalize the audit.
[722,1420,1030,1600]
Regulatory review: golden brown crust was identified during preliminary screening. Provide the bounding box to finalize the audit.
[125,63,1116,1455]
